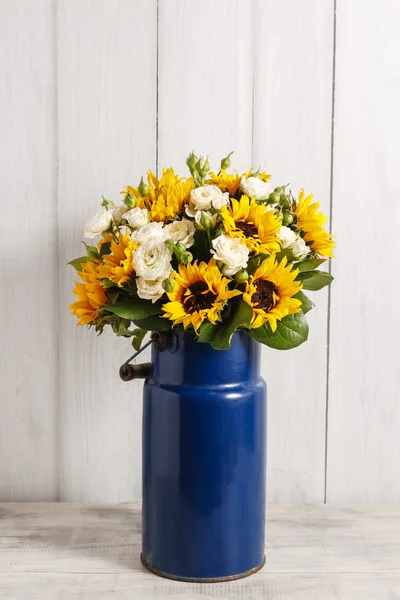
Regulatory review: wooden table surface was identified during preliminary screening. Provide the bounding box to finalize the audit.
[1,504,399,599]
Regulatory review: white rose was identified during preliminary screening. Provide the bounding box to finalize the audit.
[291,237,311,260]
[110,204,129,224]
[125,207,150,228]
[136,275,169,303]
[133,239,172,280]
[211,234,249,276]
[84,208,113,238]
[194,210,218,230]
[211,190,229,211]
[131,221,164,244]
[277,226,311,259]
[240,176,273,201]
[186,185,229,216]
[164,218,195,248]
[278,226,298,249]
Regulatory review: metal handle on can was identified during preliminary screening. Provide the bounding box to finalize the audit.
[119,331,176,382]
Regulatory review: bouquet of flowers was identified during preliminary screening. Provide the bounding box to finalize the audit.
[69,152,334,351]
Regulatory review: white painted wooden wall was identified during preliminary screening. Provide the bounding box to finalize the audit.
[1,0,399,503]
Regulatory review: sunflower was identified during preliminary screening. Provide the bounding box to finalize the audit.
[220,195,281,255]
[208,169,271,196]
[70,261,108,325]
[243,255,302,330]
[98,232,137,286]
[162,260,241,332]
[295,190,335,258]
[123,168,193,222]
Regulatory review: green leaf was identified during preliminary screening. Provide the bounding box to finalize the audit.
[99,241,112,257]
[103,298,162,320]
[132,314,171,331]
[67,256,94,271]
[83,242,100,259]
[297,271,334,291]
[293,291,314,315]
[101,278,115,288]
[193,229,211,262]
[249,311,309,350]
[131,328,147,351]
[247,254,268,276]
[295,258,326,272]
[197,322,217,343]
[275,248,297,263]
[210,300,253,350]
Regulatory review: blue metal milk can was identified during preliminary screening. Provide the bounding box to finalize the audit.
[121,329,266,582]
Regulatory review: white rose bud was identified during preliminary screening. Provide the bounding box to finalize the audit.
[136,275,170,303]
[111,204,129,224]
[240,176,273,201]
[277,226,298,249]
[211,234,250,276]
[125,207,150,228]
[186,185,229,217]
[130,221,165,244]
[163,218,195,248]
[291,237,311,260]
[194,210,218,230]
[84,208,113,238]
[133,239,172,280]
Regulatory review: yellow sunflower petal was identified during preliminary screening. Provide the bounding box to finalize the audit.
[295,190,335,258]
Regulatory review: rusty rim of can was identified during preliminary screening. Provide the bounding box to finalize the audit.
[140,553,266,583]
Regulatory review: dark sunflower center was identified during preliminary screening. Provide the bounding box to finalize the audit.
[252,280,279,312]
[236,220,258,237]
[183,280,216,314]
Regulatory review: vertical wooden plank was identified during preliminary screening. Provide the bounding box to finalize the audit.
[0,1,58,499]
[158,0,253,173]
[58,0,157,501]
[253,0,334,502]
[327,0,400,502]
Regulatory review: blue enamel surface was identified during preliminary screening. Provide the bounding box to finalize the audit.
[142,330,266,580]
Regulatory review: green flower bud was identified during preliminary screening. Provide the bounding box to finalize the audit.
[186,151,199,173]
[164,239,175,252]
[200,212,212,230]
[195,155,210,178]
[220,151,233,170]
[282,213,294,226]
[101,196,114,209]
[124,193,136,209]
[162,278,175,293]
[274,186,285,194]
[235,269,249,284]
[268,192,281,204]
[252,169,261,179]
[213,226,224,237]
[175,242,186,254]
[180,251,193,265]
[138,177,149,197]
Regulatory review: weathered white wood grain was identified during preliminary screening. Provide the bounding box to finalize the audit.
[57,0,157,502]
[253,0,334,502]
[158,0,253,173]
[0,504,400,599]
[327,0,400,502]
[0,1,58,500]
[2,572,400,600]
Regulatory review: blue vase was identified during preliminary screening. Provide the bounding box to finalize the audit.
[141,330,266,582]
